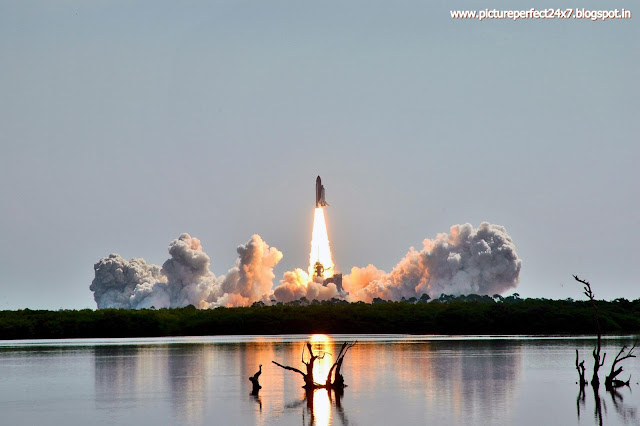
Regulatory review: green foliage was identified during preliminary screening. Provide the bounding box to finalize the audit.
[418,294,431,303]
[0,297,639,340]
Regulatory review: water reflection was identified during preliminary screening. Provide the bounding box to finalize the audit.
[94,346,139,409]
[94,343,210,424]
[312,388,331,426]
[609,387,638,423]
[577,384,586,421]
[167,344,209,424]
[252,393,263,413]
[237,337,283,425]
[343,339,523,424]
[578,386,639,425]
[310,334,334,386]
[593,387,604,426]
[285,388,349,426]
[68,336,640,425]
[330,388,349,426]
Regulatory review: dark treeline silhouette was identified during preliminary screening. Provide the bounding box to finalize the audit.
[1,295,639,340]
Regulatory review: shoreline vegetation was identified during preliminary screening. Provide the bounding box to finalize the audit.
[1,295,639,340]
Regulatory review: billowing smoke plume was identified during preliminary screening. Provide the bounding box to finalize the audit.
[273,268,340,303]
[342,222,522,302]
[271,222,520,303]
[92,222,521,309]
[91,233,282,309]
[159,233,217,308]
[90,255,166,309]
[215,235,283,307]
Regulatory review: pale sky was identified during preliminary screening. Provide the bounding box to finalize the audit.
[1,0,638,309]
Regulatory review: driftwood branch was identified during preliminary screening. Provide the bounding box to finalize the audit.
[273,340,357,390]
[605,344,635,389]
[272,361,306,377]
[273,343,322,389]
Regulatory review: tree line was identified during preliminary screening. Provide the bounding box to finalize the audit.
[0,295,639,340]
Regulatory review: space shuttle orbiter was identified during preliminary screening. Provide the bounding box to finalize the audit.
[316,176,329,207]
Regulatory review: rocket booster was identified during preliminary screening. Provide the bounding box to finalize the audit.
[316,176,329,208]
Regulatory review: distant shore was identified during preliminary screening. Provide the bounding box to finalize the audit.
[1,298,639,340]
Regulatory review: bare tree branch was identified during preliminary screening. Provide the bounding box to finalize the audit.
[272,361,306,377]
[274,340,357,391]
[326,342,351,385]
[605,344,636,389]
[574,275,605,387]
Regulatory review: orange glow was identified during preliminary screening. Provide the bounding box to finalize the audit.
[309,334,334,384]
[309,334,333,426]
[308,208,334,279]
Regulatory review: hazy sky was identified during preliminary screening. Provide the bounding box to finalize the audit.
[1,0,638,309]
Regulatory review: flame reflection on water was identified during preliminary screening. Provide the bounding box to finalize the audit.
[309,334,334,426]
[309,334,334,386]
[7,335,629,425]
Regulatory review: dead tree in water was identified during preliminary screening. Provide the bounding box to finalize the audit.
[272,341,356,390]
[324,341,356,389]
[605,344,635,390]
[272,342,325,389]
[574,275,636,391]
[575,350,587,389]
[574,275,605,387]
[249,364,262,395]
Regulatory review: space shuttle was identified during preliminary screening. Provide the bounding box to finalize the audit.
[316,176,329,207]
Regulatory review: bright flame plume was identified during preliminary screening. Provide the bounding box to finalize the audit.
[309,208,334,279]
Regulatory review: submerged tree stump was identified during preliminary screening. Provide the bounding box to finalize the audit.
[272,342,323,390]
[249,364,262,395]
[575,350,587,388]
[272,341,356,390]
[605,345,635,390]
[324,342,355,390]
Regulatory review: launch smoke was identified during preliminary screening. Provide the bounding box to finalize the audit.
[342,222,522,302]
[91,222,521,309]
[91,233,282,309]
[273,222,521,303]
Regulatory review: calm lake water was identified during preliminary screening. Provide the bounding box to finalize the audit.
[1,334,639,425]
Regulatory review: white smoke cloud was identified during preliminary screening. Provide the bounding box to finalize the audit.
[90,255,166,309]
[161,233,217,308]
[214,234,283,307]
[91,223,521,309]
[91,233,282,309]
[343,222,522,302]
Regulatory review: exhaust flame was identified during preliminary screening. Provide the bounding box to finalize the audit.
[309,207,334,279]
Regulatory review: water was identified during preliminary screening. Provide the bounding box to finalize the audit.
[1,334,639,425]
